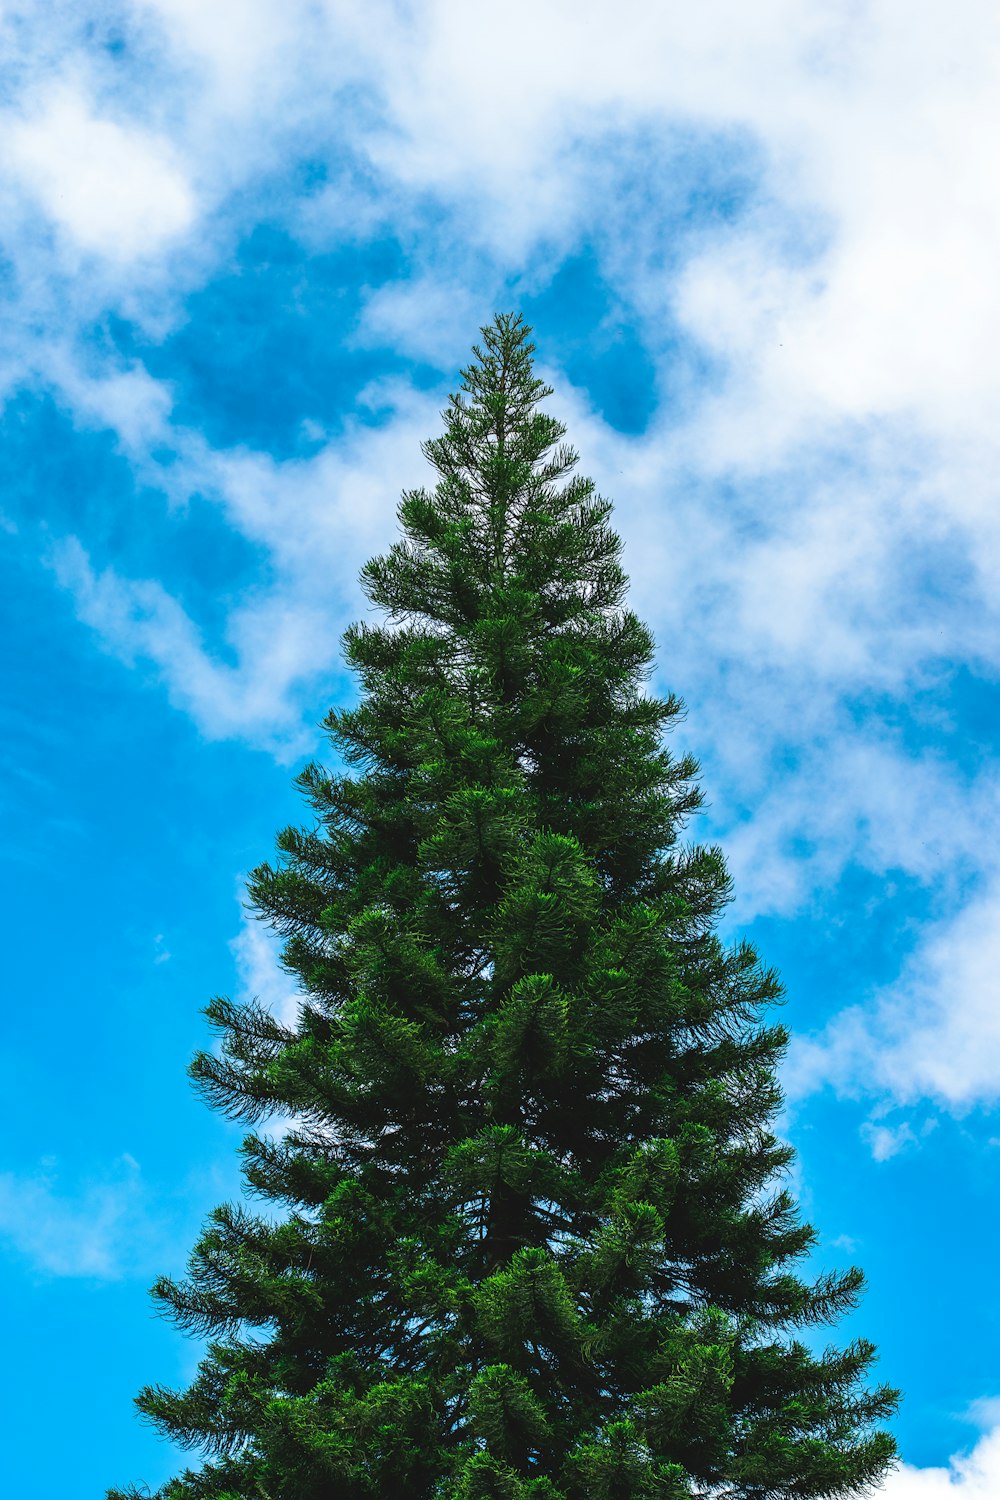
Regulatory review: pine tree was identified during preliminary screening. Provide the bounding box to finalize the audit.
[110,313,898,1500]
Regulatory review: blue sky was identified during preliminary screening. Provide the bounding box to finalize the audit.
[3,3,1000,1495]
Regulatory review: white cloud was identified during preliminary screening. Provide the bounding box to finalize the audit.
[230,914,300,1030]
[324,0,826,258]
[786,874,1000,1115]
[0,1150,234,1281]
[860,1116,938,1163]
[46,351,176,453]
[5,0,1000,1144]
[229,909,307,1142]
[715,743,992,922]
[43,338,998,916]
[0,1154,147,1279]
[298,0,1000,461]
[133,0,309,112]
[3,1,999,439]
[882,1423,1000,1500]
[49,534,327,753]
[45,377,441,751]
[6,82,196,261]
[197,375,434,577]
[351,278,495,367]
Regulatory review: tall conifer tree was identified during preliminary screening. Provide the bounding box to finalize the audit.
[111,314,898,1500]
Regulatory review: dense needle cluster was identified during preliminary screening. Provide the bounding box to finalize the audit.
[110,314,897,1499]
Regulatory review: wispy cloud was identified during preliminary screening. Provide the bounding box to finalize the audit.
[0,1154,151,1280]
[44,374,437,753]
[786,874,1000,1116]
[227,908,305,1143]
[230,910,300,1030]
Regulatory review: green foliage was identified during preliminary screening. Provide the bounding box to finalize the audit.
[110,313,898,1498]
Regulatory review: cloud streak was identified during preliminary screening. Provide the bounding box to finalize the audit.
[787,873,1000,1114]
[0,1154,150,1280]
